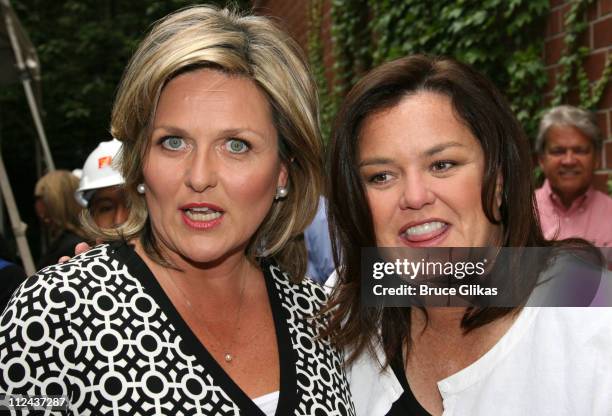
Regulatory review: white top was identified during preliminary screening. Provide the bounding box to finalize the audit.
[347,307,612,415]
[252,390,279,416]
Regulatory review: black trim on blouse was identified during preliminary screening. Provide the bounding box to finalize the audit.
[114,242,296,416]
[386,353,432,416]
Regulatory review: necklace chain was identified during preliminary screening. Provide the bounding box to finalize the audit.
[163,267,247,363]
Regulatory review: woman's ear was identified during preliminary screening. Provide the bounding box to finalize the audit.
[277,161,289,189]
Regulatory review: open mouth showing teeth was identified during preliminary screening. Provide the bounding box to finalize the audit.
[403,221,447,237]
[183,207,223,221]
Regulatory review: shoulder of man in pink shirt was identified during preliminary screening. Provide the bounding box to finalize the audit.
[534,180,560,239]
[590,187,612,226]
[535,180,612,246]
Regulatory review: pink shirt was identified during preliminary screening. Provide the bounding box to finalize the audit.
[535,179,612,247]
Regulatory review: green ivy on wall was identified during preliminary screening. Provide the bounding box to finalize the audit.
[308,0,335,142]
[308,0,611,146]
[550,0,612,109]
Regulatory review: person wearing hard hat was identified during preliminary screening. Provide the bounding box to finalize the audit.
[75,138,129,229]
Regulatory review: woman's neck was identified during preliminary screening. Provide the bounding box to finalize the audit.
[131,238,257,296]
[409,306,518,352]
[412,307,467,337]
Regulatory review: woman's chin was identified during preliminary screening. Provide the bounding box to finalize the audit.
[174,244,246,268]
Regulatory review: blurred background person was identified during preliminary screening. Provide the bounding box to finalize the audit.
[33,170,86,269]
[75,138,129,229]
[535,105,612,247]
[304,196,335,283]
[0,233,26,311]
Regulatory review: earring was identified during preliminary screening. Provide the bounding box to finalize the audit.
[137,183,146,194]
[275,186,288,200]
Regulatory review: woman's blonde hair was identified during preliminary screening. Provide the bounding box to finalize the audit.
[88,5,322,280]
[35,170,86,241]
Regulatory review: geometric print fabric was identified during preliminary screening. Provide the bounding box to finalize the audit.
[0,243,355,415]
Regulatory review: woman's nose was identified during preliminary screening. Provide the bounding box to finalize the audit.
[113,203,129,227]
[399,172,435,210]
[185,148,218,192]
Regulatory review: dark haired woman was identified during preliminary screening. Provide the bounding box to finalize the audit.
[326,55,612,415]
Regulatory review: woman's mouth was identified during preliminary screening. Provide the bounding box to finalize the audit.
[183,207,223,221]
[399,221,449,245]
[180,206,224,229]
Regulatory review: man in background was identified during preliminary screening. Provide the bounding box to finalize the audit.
[535,105,612,247]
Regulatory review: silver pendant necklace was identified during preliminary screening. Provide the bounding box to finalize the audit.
[163,267,247,363]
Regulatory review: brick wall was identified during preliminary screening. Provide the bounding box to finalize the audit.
[252,0,335,86]
[252,0,309,48]
[544,0,612,191]
[255,0,612,191]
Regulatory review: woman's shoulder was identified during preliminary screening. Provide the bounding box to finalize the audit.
[261,259,329,311]
[0,243,133,361]
[532,307,612,346]
[6,243,127,309]
[38,242,123,281]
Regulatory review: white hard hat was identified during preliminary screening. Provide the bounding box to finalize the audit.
[75,138,125,207]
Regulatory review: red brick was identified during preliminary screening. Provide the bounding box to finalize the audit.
[545,36,565,65]
[546,9,562,37]
[585,51,607,82]
[593,15,612,49]
[254,0,308,49]
[301,0,334,91]
[587,2,599,21]
[596,111,610,138]
[545,66,559,93]
[566,88,581,106]
[602,0,612,16]
[601,82,612,107]
[550,0,567,9]
[605,141,612,168]
[580,26,591,49]
[559,3,572,32]
[592,172,610,192]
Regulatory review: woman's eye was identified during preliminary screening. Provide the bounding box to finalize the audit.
[225,139,249,154]
[97,205,114,214]
[431,161,455,172]
[161,136,186,151]
[369,173,391,184]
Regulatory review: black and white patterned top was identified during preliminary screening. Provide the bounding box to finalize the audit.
[0,242,355,415]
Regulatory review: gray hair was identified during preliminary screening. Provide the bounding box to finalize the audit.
[536,105,602,154]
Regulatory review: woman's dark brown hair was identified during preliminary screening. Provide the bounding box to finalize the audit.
[325,55,550,366]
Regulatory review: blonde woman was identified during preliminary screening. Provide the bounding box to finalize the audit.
[33,170,86,268]
[0,6,354,415]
